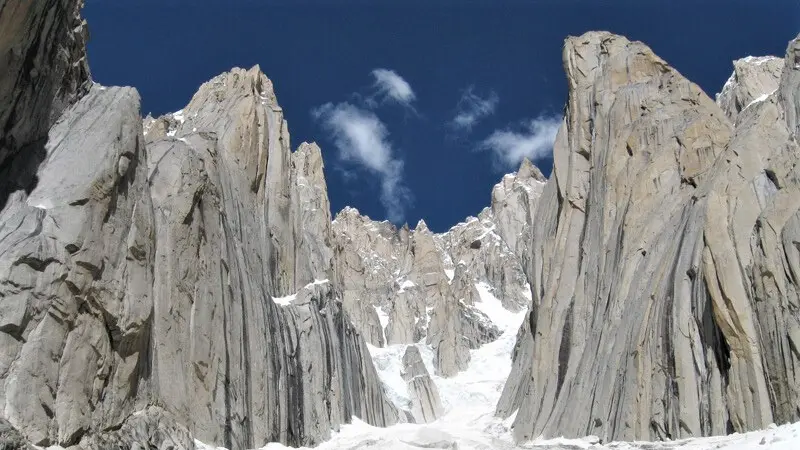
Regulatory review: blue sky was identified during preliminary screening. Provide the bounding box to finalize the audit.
[84,0,798,231]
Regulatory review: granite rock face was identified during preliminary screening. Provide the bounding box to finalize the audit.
[331,163,543,378]
[142,67,399,449]
[0,84,153,448]
[499,31,800,444]
[402,346,443,423]
[0,2,398,447]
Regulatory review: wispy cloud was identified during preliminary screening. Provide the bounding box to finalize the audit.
[450,87,499,132]
[480,116,562,169]
[370,68,416,110]
[312,102,411,223]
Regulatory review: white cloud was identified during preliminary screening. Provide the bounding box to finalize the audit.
[450,87,499,132]
[370,68,416,108]
[312,102,411,223]
[480,116,562,169]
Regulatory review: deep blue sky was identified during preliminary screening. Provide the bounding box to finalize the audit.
[84,0,798,231]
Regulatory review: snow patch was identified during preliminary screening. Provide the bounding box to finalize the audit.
[400,279,416,289]
[716,71,737,101]
[444,269,455,281]
[367,343,412,411]
[29,199,52,210]
[305,278,329,288]
[271,279,328,307]
[474,282,517,330]
[172,109,186,124]
[743,89,777,111]
[374,305,389,343]
[271,293,297,306]
[741,55,778,66]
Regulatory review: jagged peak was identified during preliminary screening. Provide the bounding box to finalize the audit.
[331,206,405,240]
[791,34,800,69]
[203,65,276,101]
[516,157,546,182]
[294,142,324,167]
[297,141,322,153]
[334,205,362,220]
[716,52,785,122]
[168,65,281,121]
[564,31,672,88]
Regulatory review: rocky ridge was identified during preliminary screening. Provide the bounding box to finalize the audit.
[331,160,543,379]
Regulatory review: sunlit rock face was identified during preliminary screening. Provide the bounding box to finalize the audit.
[0,3,398,448]
[499,31,800,444]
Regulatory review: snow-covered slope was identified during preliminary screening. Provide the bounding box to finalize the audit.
[192,282,800,449]
[226,421,800,450]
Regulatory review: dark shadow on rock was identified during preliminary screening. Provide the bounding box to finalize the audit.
[0,137,46,211]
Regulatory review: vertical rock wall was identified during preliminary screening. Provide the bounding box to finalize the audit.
[500,31,800,444]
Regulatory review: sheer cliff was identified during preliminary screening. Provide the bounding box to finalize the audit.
[498,31,800,444]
